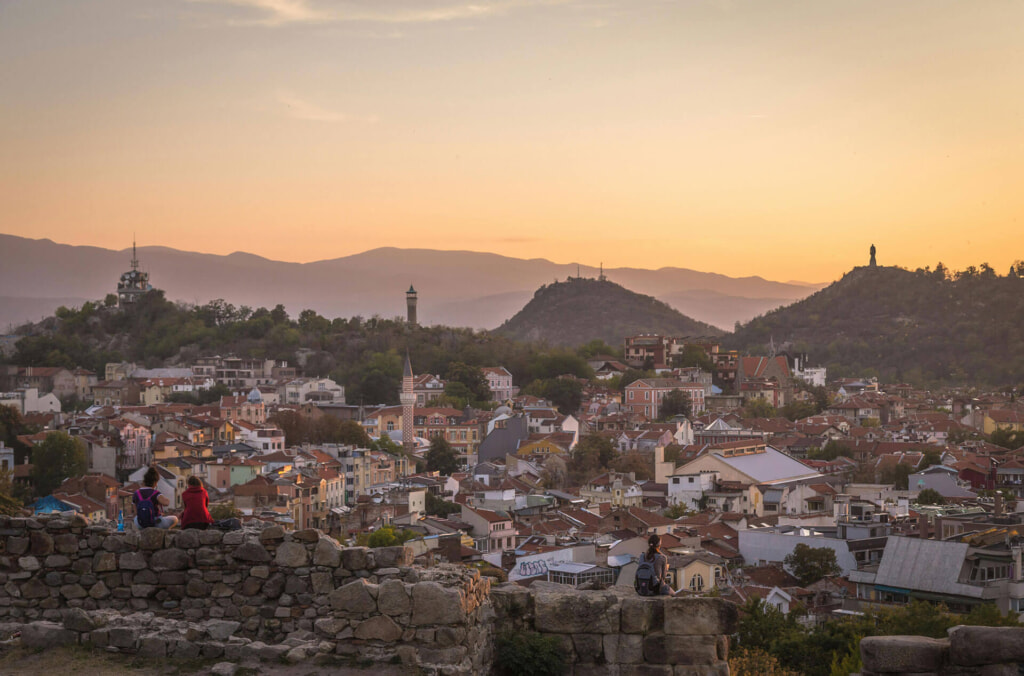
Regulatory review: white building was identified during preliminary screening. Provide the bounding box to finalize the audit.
[0,387,61,415]
[482,367,519,402]
[668,470,720,509]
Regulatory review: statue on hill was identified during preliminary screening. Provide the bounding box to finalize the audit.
[869,244,877,267]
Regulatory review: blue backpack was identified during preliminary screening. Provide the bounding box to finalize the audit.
[135,488,159,528]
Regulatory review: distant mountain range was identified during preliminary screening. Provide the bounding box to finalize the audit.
[0,234,823,332]
[495,278,724,347]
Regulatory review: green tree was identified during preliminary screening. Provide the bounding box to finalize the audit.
[659,389,692,420]
[664,503,693,519]
[917,488,945,505]
[743,398,778,418]
[526,377,583,415]
[672,344,714,372]
[445,362,491,404]
[360,525,417,548]
[568,433,617,483]
[104,293,118,307]
[425,491,461,517]
[783,543,841,586]
[29,432,87,497]
[808,440,853,461]
[426,436,459,476]
[210,501,241,520]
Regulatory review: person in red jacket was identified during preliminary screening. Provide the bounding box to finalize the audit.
[181,475,213,530]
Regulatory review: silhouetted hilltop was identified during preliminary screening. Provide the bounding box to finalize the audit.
[495,277,724,347]
[727,263,1024,385]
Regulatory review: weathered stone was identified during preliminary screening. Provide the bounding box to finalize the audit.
[59,584,87,599]
[377,579,411,616]
[196,546,225,566]
[534,589,620,634]
[88,581,111,599]
[314,617,349,637]
[119,551,147,570]
[92,551,117,572]
[45,555,72,568]
[63,607,101,632]
[861,635,947,672]
[275,542,309,568]
[572,633,604,663]
[313,538,341,567]
[231,542,271,563]
[138,636,167,657]
[53,534,79,554]
[210,663,239,676]
[621,596,665,634]
[329,579,378,614]
[262,573,285,599]
[175,529,200,549]
[187,578,210,597]
[418,645,468,666]
[292,528,319,543]
[354,615,403,642]
[663,598,737,636]
[132,584,156,598]
[310,571,333,596]
[159,571,186,585]
[108,626,140,648]
[7,537,29,555]
[250,565,270,578]
[206,619,241,641]
[411,581,467,627]
[199,529,223,545]
[374,546,413,568]
[340,547,370,571]
[29,530,54,556]
[611,634,645,664]
[643,634,720,665]
[948,625,1024,666]
[150,548,189,571]
[21,621,77,648]
[139,528,166,550]
[21,578,49,599]
[18,556,40,571]
[171,638,202,659]
[259,525,285,542]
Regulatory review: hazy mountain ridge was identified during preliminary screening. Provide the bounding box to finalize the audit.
[0,235,822,331]
[495,277,725,347]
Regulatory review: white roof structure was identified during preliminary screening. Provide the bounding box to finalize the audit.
[714,447,821,484]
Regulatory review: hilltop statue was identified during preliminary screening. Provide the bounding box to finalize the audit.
[869,244,877,267]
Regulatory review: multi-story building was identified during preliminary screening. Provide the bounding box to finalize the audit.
[482,367,519,401]
[624,378,706,419]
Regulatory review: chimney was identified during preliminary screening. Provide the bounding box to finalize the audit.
[995,492,1003,517]
[934,516,944,541]
[917,513,930,539]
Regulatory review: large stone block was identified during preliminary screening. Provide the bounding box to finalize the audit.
[377,579,411,616]
[642,634,719,665]
[533,589,621,634]
[572,633,604,663]
[663,599,737,636]
[274,542,309,568]
[53,534,79,554]
[340,547,370,571]
[860,635,947,673]
[139,528,166,550]
[948,625,1024,666]
[621,596,665,634]
[93,551,117,572]
[374,546,414,568]
[411,581,467,627]
[206,620,241,641]
[354,615,403,641]
[63,607,102,632]
[119,551,147,570]
[151,548,190,571]
[22,621,77,648]
[619,665,673,676]
[232,542,270,563]
[259,526,285,542]
[174,529,200,549]
[329,578,378,614]
[29,530,54,556]
[312,538,341,567]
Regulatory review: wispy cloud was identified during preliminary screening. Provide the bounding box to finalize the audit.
[276,91,368,122]
[187,0,580,27]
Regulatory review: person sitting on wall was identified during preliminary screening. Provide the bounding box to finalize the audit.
[133,467,178,530]
[181,475,214,530]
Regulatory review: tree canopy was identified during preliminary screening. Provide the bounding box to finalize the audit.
[425,436,459,476]
[29,432,87,498]
[783,543,841,586]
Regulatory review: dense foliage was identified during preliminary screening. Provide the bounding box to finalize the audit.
[728,263,1024,386]
[29,432,87,497]
[496,277,723,347]
[783,544,841,586]
[736,598,1022,676]
[493,630,568,676]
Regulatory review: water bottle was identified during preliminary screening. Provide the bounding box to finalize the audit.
[117,509,124,532]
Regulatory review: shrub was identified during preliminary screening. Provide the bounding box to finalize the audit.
[493,630,567,676]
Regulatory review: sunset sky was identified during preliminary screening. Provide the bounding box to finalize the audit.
[2,0,1022,282]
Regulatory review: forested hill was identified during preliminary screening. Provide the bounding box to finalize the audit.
[494,278,724,347]
[727,263,1024,386]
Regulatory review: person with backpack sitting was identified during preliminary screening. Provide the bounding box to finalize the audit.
[634,533,676,597]
[181,475,213,530]
[133,467,178,530]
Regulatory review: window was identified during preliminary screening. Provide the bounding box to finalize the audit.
[689,574,704,591]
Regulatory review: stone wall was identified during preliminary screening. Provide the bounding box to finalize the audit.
[0,514,740,675]
[859,627,1024,676]
[491,581,738,675]
[0,514,491,674]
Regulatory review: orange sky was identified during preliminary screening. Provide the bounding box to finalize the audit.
[1,0,1022,282]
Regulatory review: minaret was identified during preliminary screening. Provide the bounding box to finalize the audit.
[400,351,415,453]
[869,244,877,267]
[406,285,418,326]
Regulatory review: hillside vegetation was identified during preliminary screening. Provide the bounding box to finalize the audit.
[494,278,724,347]
[728,263,1024,386]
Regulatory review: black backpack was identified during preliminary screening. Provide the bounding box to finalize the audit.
[135,488,159,528]
[635,553,660,596]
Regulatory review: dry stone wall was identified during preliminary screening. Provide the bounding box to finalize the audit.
[859,626,1024,676]
[491,580,738,675]
[0,514,491,674]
